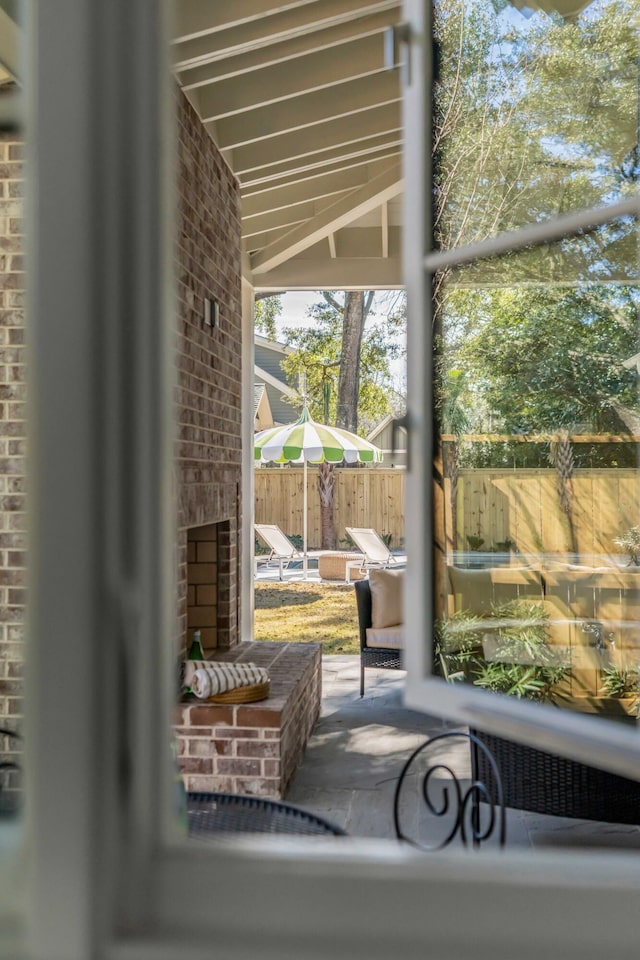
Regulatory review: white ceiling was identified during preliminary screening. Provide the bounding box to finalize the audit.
[1,0,603,292]
[173,0,405,291]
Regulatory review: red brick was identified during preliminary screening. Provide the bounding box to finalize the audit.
[217,758,260,777]
[179,757,213,775]
[236,740,280,759]
[236,707,282,728]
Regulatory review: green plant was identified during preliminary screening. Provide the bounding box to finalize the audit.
[466,535,485,551]
[601,666,640,700]
[495,538,514,552]
[436,599,570,703]
[613,527,640,566]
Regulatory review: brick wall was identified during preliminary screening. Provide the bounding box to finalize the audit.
[176,642,322,799]
[175,89,243,656]
[0,93,244,777]
[0,93,242,753]
[0,132,26,787]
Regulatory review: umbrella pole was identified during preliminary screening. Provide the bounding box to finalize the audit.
[303,457,308,579]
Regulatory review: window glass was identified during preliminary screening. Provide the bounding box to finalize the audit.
[434,0,639,250]
[433,217,640,726]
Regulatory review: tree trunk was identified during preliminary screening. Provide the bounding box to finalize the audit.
[318,461,336,549]
[335,291,374,431]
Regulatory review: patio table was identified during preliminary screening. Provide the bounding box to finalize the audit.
[187,791,347,837]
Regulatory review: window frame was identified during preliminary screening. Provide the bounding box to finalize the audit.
[16,0,640,958]
[402,0,640,780]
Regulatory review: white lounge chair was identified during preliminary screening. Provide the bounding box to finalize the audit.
[344,527,402,583]
[254,524,302,580]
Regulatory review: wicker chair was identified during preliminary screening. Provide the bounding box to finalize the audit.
[354,577,403,697]
[471,728,640,824]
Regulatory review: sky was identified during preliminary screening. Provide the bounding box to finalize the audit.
[274,291,322,336]
[272,290,407,389]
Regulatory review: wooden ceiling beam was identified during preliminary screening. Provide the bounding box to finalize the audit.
[252,257,403,291]
[173,0,398,65]
[242,161,396,219]
[242,196,348,237]
[196,33,386,121]
[250,161,402,274]
[212,72,400,149]
[175,0,319,43]
[178,8,400,88]
[229,102,401,176]
[239,135,403,190]
[242,146,402,198]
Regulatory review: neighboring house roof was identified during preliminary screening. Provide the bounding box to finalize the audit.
[254,335,300,426]
[254,382,266,416]
[367,414,406,466]
[254,383,275,431]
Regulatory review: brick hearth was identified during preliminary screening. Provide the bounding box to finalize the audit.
[175,642,322,799]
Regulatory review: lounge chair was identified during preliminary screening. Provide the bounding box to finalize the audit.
[254,524,302,580]
[344,527,401,583]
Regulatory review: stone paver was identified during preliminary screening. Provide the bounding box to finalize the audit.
[286,655,640,851]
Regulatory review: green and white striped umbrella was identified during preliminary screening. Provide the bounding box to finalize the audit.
[254,407,383,465]
[254,407,382,578]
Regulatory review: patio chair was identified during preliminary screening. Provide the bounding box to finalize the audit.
[254,523,302,580]
[344,527,401,583]
[354,575,403,697]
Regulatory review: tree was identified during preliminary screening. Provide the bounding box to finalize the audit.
[254,294,282,340]
[434,0,639,453]
[282,291,405,435]
[281,291,406,548]
[447,285,639,467]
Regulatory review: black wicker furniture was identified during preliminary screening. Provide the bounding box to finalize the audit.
[471,729,640,824]
[354,577,403,697]
[187,791,347,837]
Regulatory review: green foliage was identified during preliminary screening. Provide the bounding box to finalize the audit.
[434,0,640,466]
[254,295,283,340]
[281,291,405,434]
[466,535,485,551]
[434,0,637,250]
[601,666,640,703]
[613,526,640,565]
[436,599,570,702]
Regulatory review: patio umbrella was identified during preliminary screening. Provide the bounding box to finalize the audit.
[254,407,383,578]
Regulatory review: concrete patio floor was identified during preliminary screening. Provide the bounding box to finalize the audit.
[286,656,640,851]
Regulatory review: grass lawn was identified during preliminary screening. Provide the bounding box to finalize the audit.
[253,581,359,655]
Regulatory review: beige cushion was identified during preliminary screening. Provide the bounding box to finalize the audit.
[369,568,404,628]
[448,566,543,615]
[365,626,404,649]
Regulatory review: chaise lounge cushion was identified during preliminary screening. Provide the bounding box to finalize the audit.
[369,568,404,629]
[365,625,404,649]
[447,565,543,616]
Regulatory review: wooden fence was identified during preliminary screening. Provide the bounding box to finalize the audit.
[255,466,640,556]
[254,467,406,548]
[449,468,640,558]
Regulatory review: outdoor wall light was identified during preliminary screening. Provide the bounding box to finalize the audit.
[204,297,219,329]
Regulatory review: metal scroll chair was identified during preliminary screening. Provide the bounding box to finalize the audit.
[254,523,303,580]
[188,791,347,837]
[344,527,401,583]
[393,731,506,850]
